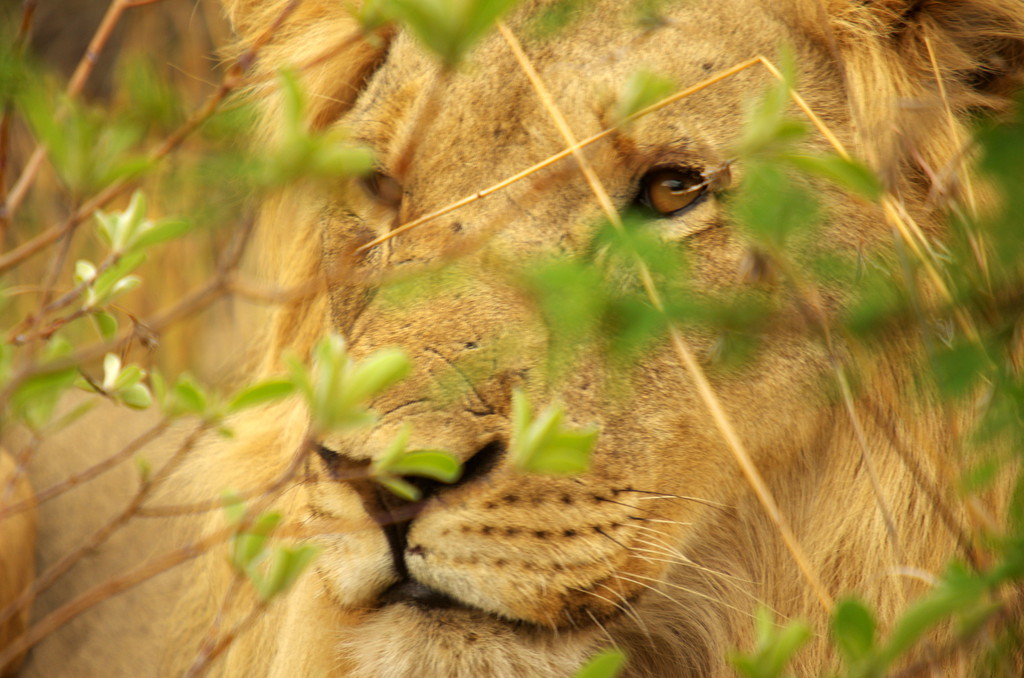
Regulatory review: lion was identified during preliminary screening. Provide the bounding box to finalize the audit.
[11,0,1024,676]
[0,451,34,678]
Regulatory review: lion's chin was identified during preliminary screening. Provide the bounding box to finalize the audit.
[336,601,598,678]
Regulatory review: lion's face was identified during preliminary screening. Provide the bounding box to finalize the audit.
[203,0,1024,675]
[298,1,857,674]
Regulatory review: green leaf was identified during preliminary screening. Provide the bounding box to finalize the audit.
[387,0,521,68]
[150,370,168,410]
[12,366,79,429]
[127,219,193,253]
[730,161,821,247]
[784,153,883,202]
[521,258,606,372]
[614,70,675,123]
[303,334,411,434]
[377,476,423,502]
[92,311,119,340]
[96,190,147,252]
[879,566,987,667]
[255,544,320,602]
[736,48,805,158]
[170,374,208,416]
[377,422,413,470]
[255,70,376,186]
[930,341,990,399]
[372,424,462,498]
[518,434,596,475]
[528,0,586,39]
[574,649,626,678]
[222,491,246,525]
[118,383,153,409]
[510,389,598,475]
[284,353,312,401]
[227,379,296,413]
[832,597,876,664]
[353,0,396,32]
[112,363,144,391]
[75,259,98,284]
[730,606,811,678]
[311,145,375,180]
[230,511,282,572]
[87,251,146,308]
[387,450,462,483]
[345,349,411,410]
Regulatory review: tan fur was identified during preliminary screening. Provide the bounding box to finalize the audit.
[15,1,1024,677]
[171,1,1024,676]
[0,451,35,678]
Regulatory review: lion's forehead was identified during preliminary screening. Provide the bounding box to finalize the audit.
[346,0,798,176]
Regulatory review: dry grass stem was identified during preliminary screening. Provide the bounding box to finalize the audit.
[498,22,834,612]
[354,56,763,255]
[835,365,906,565]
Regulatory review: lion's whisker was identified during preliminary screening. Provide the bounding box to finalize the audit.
[636,517,694,526]
[582,608,617,649]
[616,489,732,510]
[612,572,755,620]
[627,537,753,586]
[624,544,750,588]
[593,582,652,641]
[569,585,644,633]
[595,495,667,518]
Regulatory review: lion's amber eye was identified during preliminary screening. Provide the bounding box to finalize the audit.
[639,167,705,216]
[361,171,403,208]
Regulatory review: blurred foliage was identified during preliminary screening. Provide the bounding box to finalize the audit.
[1,2,1023,677]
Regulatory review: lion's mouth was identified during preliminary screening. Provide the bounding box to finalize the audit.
[375,576,560,637]
[378,578,467,611]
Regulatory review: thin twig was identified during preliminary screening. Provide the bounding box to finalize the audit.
[0,0,36,235]
[0,434,315,668]
[0,68,243,275]
[0,418,170,521]
[182,588,266,678]
[4,0,138,222]
[0,216,256,419]
[0,434,39,505]
[0,0,307,274]
[0,421,206,628]
[0,518,231,669]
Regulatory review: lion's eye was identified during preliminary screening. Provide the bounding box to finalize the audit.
[361,171,403,208]
[638,167,705,216]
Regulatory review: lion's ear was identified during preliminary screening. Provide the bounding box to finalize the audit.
[816,0,1024,183]
[218,0,388,134]
[219,0,356,47]
[834,0,1024,104]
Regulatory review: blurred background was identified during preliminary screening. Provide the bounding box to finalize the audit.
[2,0,250,382]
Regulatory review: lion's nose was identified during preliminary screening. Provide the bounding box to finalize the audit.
[327,440,506,575]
